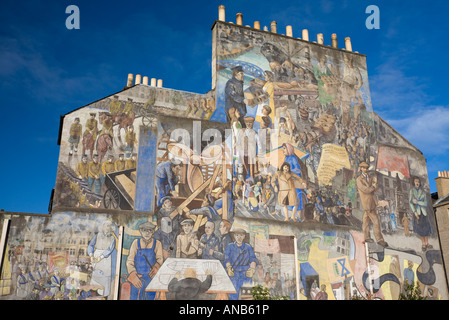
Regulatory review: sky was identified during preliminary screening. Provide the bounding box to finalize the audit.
[0,0,448,214]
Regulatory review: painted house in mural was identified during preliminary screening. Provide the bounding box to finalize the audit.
[0,5,447,300]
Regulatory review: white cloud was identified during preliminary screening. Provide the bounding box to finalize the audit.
[386,105,449,156]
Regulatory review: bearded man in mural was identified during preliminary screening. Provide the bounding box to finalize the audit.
[356,162,388,247]
[225,65,248,126]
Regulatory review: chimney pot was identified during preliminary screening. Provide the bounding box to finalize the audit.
[142,76,149,85]
[126,73,134,87]
[286,25,293,37]
[151,78,157,87]
[135,74,142,85]
[317,33,324,45]
[302,29,309,41]
[157,79,163,88]
[345,37,352,52]
[270,21,277,33]
[254,21,260,30]
[218,5,225,21]
[236,13,243,26]
[331,33,338,48]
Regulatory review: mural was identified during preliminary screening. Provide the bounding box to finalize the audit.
[0,21,446,301]
[0,213,119,300]
[53,87,216,212]
[118,216,297,300]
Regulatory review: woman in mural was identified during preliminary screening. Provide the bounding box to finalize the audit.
[409,176,432,251]
[281,143,307,221]
[87,220,117,298]
[271,162,304,221]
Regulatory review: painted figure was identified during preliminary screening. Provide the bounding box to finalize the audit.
[155,158,182,207]
[225,228,258,300]
[225,65,248,125]
[271,162,304,221]
[409,176,432,251]
[114,153,126,171]
[168,268,212,300]
[88,154,102,194]
[198,221,219,260]
[87,220,116,298]
[68,117,82,155]
[75,154,89,184]
[356,162,388,247]
[176,218,199,259]
[126,221,163,300]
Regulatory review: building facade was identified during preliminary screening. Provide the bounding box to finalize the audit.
[0,6,447,300]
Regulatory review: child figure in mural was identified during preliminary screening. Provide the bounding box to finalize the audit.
[126,221,163,300]
[409,176,432,251]
[225,228,258,300]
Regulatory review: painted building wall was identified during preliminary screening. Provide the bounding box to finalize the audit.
[0,19,447,300]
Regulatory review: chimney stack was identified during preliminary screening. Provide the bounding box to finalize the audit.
[286,25,293,37]
[436,171,449,197]
[126,74,134,87]
[254,21,260,30]
[218,5,225,22]
[331,33,338,48]
[157,79,163,88]
[236,13,243,25]
[270,21,277,33]
[302,29,309,41]
[135,74,142,85]
[317,33,324,45]
[151,78,157,87]
[345,37,352,52]
[142,76,149,85]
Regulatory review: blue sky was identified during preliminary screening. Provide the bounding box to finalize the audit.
[0,0,448,214]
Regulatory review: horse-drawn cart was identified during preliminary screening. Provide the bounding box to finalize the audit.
[103,168,136,210]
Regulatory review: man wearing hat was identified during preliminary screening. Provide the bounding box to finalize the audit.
[154,196,182,259]
[225,65,248,126]
[101,155,116,189]
[125,153,137,170]
[88,154,102,194]
[224,228,258,300]
[124,125,137,157]
[235,116,259,179]
[75,154,89,184]
[176,218,199,259]
[126,221,163,300]
[68,117,82,155]
[114,153,126,171]
[155,158,182,207]
[83,112,98,142]
[356,161,388,247]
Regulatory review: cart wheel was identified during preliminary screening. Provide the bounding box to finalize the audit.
[104,189,120,209]
[142,116,158,129]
